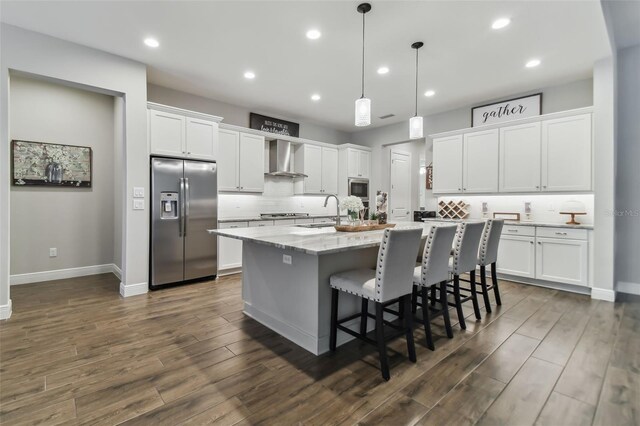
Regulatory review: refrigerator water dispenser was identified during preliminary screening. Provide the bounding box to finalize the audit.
[160,192,178,219]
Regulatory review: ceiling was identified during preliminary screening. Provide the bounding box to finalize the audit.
[0,1,612,132]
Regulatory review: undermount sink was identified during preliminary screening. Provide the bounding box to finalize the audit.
[294,223,336,229]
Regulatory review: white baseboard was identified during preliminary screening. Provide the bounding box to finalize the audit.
[119,281,148,297]
[617,281,640,296]
[112,264,122,280]
[0,300,12,320]
[591,287,616,302]
[10,263,120,285]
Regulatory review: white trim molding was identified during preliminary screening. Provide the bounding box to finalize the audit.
[112,264,122,280]
[0,299,11,320]
[591,287,616,302]
[617,281,640,296]
[119,281,148,297]
[10,264,119,285]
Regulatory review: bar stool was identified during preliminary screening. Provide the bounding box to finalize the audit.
[329,228,423,381]
[447,222,485,330]
[477,219,504,312]
[411,224,458,350]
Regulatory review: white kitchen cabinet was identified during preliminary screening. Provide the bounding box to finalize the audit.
[463,129,499,193]
[433,135,463,193]
[536,237,588,286]
[218,129,265,193]
[497,235,536,278]
[347,148,371,179]
[541,114,592,192]
[217,221,248,272]
[148,104,221,160]
[294,144,338,194]
[499,122,542,192]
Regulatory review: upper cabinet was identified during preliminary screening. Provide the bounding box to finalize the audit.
[347,148,370,179]
[541,114,592,192]
[432,109,593,194]
[294,144,338,194]
[218,129,265,193]
[148,103,222,161]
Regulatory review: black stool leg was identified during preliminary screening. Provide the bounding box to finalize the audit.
[453,275,466,330]
[330,288,338,351]
[403,296,417,361]
[491,263,502,306]
[420,287,435,350]
[430,286,437,307]
[411,285,418,314]
[375,302,390,380]
[470,271,482,320]
[479,265,492,313]
[440,280,453,338]
[360,298,368,336]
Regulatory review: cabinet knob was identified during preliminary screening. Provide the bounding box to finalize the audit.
[543,186,547,189]
[187,152,191,155]
[530,241,534,244]
[538,242,542,245]
[458,188,462,191]
[536,186,540,189]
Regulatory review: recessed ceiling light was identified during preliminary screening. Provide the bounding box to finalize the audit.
[525,59,541,68]
[244,71,256,79]
[311,94,321,101]
[377,66,389,75]
[306,29,321,40]
[144,37,159,48]
[424,90,436,97]
[491,18,511,30]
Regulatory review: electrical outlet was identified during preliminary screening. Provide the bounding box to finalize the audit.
[283,254,292,265]
[548,203,555,212]
[49,248,57,257]
[524,202,532,213]
[133,187,145,198]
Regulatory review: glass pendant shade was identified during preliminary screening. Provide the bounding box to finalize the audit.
[409,115,423,139]
[355,97,371,127]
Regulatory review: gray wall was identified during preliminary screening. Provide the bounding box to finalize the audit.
[9,75,115,276]
[147,84,351,145]
[615,44,640,291]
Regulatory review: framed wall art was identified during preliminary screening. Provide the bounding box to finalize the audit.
[12,140,92,187]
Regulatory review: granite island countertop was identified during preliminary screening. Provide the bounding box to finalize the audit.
[218,214,348,223]
[421,218,594,230]
[208,222,445,255]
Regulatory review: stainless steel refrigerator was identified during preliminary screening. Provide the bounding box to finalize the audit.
[150,157,217,289]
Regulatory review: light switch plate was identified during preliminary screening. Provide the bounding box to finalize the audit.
[283,254,292,265]
[133,187,145,198]
[133,199,145,210]
[49,248,57,257]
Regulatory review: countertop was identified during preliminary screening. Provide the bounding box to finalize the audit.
[208,222,438,255]
[218,214,348,223]
[421,218,594,230]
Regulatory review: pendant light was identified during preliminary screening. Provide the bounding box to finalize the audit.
[409,41,424,139]
[355,3,372,127]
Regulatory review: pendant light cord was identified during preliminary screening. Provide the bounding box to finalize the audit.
[414,48,419,117]
[361,11,366,98]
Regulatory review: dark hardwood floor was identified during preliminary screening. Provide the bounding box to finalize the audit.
[0,273,638,425]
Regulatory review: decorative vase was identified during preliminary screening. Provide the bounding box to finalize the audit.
[348,209,360,226]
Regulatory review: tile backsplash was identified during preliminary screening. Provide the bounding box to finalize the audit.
[438,194,595,224]
[219,176,334,219]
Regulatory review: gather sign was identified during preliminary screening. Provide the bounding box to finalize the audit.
[471,93,541,127]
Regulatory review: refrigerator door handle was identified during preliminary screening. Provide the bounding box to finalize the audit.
[184,177,190,237]
[179,177,185,237]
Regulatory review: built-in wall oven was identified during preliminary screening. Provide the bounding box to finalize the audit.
[348,178,370,216]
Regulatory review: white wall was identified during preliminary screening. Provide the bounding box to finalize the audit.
[9,75,115,276]
[147,84,350,145]
[1,24,149,317]
[615,44,640,294]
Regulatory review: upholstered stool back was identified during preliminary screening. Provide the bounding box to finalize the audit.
[418,225,457,287]
[375,228,422,303]
[451,222,485,275]
[478,219,504,266]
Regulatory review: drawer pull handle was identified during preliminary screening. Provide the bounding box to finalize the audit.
[507,229,518,232]
[555,232,568,236]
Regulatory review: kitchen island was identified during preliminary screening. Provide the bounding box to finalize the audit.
[208,222,438,355]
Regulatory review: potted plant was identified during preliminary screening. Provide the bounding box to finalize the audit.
[369,212,380,225]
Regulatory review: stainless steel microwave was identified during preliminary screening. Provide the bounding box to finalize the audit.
[348,178,369,199]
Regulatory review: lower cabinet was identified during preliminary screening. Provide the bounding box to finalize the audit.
[496,226,589,288]
[218,221,248,272]
[496,236,536,278]
[536,237,588,286]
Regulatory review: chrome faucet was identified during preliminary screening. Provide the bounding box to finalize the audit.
[324,194,341,226]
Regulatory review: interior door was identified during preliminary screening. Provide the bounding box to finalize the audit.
[151,157,184,287]
[389,150,411,221]
[184,160,218,280]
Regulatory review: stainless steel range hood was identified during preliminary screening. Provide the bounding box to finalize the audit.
[266,139,307,178]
